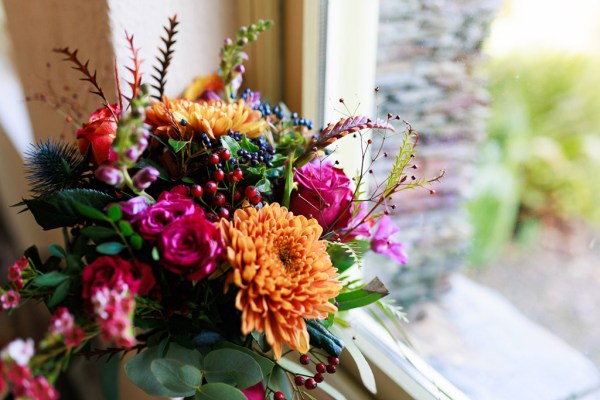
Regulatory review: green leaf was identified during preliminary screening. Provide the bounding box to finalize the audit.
[99,356,120,400]
[48,279,70,307]
[254,178,272,195]
[336,277,389,311]
[118,220,134,237]
[32,271,69,287]
[214,342,274,377]
[152,246,160,261]
[22,189,113,230]
[269,365,293,400]
[150,359,201,396]
[195,383,247,400]
[221,136,242,157]
[74,202,110,222]
[107,204,123,222]
[96,242,125,255]
[330,324,377,394]
[239,135,259,152]
[306,320,344,357]
[48,244,67,258]
[181,177,195,184]
[251,330,270,353]
[204,349,263,389]
[125,346,183,397]
[80,226,117,241]
[130,234,143,250]
[282,155,295,208]
[168,138,188,153]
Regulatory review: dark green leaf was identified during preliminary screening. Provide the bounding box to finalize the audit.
[181,177,195,184]
[118,220,134,237]
[168,138,188,153]
[254,178,272,195]
[125,345,183,397]
[251,330,270,353]
[239,135,259,152]
[22,189,113,230]
[48,279,70,307]
[32,272,69,287]
[107,204,123,222]
[306,320,344,357]
[282,155,295,208]
[269,366,293,400]
[81,226,117,241]
[336,277,389,311]
[195,383,247,400]
[214,343,274,377]
[220,136,242,157]
[99,356,120,400]
[24,246,42,270]
[130,234,143,250]
[204,349,262,389]
[96,242,125,255]
[48,244,67,258]
[74,202,110,222]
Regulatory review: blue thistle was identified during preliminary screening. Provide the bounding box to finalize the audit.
[24,139,87,195]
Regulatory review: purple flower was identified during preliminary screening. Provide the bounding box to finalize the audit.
[289,162,354,232]
[95,163,123,186]
[118,197,150,220]
[132,166,159,190]
[371,215,408,265]
[158,214,224,281]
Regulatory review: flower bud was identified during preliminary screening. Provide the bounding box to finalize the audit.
[95,164,124,186]
[233,64,246,74]
[133,167,160,190]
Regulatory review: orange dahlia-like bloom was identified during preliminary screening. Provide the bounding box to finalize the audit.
[221,203,341,360]
[146,97,266,140]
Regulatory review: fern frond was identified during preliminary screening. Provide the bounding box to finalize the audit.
[53,47,116,119]
[383,130,418,197]
[151,15,179,101]
[123,33,143,105]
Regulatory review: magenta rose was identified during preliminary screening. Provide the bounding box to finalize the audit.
[133,192,202,241]
[289,162,354,231]
[81,256,155,300]
[158,214,224,281]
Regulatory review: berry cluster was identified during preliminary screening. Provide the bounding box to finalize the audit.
[296,353,340,391]
[236,139,276,167]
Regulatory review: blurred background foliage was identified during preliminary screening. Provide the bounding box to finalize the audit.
[469,53,600,266]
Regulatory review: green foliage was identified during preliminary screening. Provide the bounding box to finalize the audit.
[469,52,600,266]
[336,277,389,311]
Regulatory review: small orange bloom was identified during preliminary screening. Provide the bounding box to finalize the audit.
[146,98,266,141]
[182,72,224,100]
[221,204,341,360]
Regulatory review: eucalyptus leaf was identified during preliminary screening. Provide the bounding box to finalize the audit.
[96,242,125,255]
[32,272,69,288]
[204,348,263,389]
[80,226,117,241]
[48,279,70,307]
[48,244,66,258]
[214,342,274,377]
[150,359,201,396]
[269,365,293,400]
[195,383,247,400]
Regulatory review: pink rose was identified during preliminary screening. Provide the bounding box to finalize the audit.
[133,191,202,241]
[158,214,224,281]
[290,162,354,231]
[81,256,155,300]
[76,104,120,165]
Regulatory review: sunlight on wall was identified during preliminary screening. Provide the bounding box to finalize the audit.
[486,0,600,56]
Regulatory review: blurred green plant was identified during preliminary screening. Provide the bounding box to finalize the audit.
[469,52,600,266]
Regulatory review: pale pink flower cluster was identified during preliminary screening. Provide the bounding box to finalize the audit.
[90,281,137,348]
[49,307,85,349]
[0,338,58,400]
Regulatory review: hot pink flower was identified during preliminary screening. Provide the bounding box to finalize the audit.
[159,214,224,281]
[7,266,20,282]
[134,192,201,241]
[91,283,137,348]
[242,381,265,400]
[290,162,354,232]
[371,215,408,265]
[49,307,85,349]
[76,104,120,165]
[81,256,155,300]
[26,376,58,400]
[1,290,20,310]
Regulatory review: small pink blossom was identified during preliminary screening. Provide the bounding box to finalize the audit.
[7,265,21,282]
[91,283,137,348]
[3,338,35,366]
[49,307,85,348]
[1,290,20,310]
[26,376,59,400]
[371,215,408,265]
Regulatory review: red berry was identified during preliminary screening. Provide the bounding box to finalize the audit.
[326,364,337,374]
[220,148,231,161]
[294,376,306,386]
[314,373,324,383]
[208,153,220,164]
[327,356,340,366]
[304,378,317,390]
[234,188,243,201]
[205,181,218,194]
[212,192,226,206]
[213,169,225,181]
[299,354,310,365]
[249,193,262,205]
[274,392,285,400]
[217,207,230,219]
[245,185,258,198]
[315,363,326,373]
[232,168,243,181]
[191,184,203,198]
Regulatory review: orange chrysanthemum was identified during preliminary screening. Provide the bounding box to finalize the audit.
[146,97,266,141]
[182,72,224,100]
[221,203,341,360]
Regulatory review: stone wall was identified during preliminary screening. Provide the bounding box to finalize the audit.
[369,0,501,305]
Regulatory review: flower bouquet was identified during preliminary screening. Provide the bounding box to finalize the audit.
[0,16,437,400]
